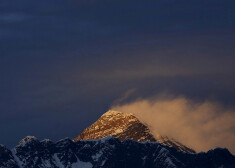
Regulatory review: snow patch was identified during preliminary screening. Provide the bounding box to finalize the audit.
[92,151,103,161]
[11,149,23,168]
[41,160,52,168]
[71,160,93,168]
[101,160,106,166]
[102,110,134,118]
[17,136,38,147]
[53,154,64,168]
[165,157,175,166]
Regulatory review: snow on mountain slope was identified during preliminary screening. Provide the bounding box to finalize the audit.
[74,110,195,154]
[1,136,235,168]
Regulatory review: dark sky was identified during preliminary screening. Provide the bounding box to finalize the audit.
[1,0,235,147]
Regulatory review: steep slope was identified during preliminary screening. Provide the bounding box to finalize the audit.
[74,110,195,154]
[0,136,235,168]
[0,145,18,168]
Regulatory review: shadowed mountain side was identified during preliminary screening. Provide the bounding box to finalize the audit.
[0,136,235,168]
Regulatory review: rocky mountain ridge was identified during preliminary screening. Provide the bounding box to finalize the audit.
[0,136,235,168]
[74,110,195,154]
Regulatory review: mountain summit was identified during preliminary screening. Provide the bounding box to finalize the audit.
[1,111,234,168]
[74,110,195,154]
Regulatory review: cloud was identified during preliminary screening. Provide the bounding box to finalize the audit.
[111,95,235,154]
[112,88,136,105]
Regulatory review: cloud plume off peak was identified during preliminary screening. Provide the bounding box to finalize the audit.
[111,96,235,154]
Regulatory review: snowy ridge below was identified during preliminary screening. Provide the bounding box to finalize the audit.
[0,136,234,168]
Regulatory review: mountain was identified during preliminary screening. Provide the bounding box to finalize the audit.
[0,136,235,168]
[1,110,234,168]
[74,110,195,154]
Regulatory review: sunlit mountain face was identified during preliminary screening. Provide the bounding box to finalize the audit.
[74,110,195,154]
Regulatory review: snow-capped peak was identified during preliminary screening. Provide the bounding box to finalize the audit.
[17,136,38,147]
[0,144,6,148]
[101,110,133,117]
[74,110,195,154]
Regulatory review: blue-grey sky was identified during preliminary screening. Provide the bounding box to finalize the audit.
[1,0,235,147]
